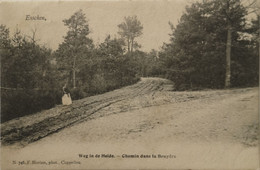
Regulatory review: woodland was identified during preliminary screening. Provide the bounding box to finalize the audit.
[1,0,259,122]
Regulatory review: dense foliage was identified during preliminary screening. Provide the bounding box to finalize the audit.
[1,25,61,122]
[1,11,140,123]
[1,2,258,122]
[158,0,259,90]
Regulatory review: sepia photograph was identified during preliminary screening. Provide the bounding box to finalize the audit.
[0,0,259,169]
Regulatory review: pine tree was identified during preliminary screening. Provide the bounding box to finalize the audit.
[118,16,143,53]
[160,0,254,90]
[56,9,93,88]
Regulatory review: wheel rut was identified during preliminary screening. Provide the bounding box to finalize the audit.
[1,78,172,146]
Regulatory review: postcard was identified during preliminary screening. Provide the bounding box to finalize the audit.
[1,0,259,169]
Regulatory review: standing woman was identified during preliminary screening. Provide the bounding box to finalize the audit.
[62,84,72,105]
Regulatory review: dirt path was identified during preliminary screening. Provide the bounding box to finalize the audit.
[1,77,259,169]
[1,78,176,145]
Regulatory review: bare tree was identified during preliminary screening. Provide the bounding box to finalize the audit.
[27,27,39,45]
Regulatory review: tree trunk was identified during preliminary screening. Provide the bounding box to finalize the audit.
[131,38,134,53]
[73,57,76,88]
[127,38,130,52]
[257,14,260,63]
[73,69,76,88]
[225,24,232,88]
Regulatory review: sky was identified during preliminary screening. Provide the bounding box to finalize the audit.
[0,0,191,52]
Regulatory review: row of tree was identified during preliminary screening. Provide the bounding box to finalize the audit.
[157,0,259,90]
[0,11,144,122]
[1,25,61,122]
[55,10,144,90]
[1,0,259,122]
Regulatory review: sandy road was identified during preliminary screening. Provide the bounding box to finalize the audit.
[1,77,259,169]
[1,78,175,145]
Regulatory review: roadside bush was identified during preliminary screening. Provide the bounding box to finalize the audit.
[70,88,87,100]
[1,89,61,123]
